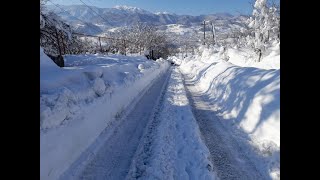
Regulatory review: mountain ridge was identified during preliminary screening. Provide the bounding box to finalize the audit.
[45,5,247,35]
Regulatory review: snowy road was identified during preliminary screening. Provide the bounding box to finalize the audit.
[60,66,267,180]
[183,72,267,180]
[126,68,215,180]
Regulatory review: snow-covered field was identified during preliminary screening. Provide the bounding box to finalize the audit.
[40,48,169,180]
[164,24,197,35]
[178,46,280,179]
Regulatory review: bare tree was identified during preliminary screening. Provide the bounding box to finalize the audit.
[40,6,90,66]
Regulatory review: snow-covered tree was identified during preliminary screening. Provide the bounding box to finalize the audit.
[106,23,173,59]
[247,0,280,61]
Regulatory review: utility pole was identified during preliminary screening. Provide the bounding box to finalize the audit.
[123,39,126,56]
[98,37,102,53]
[211,22,216,45]
[151,49,153,59]
[201,20,206,45]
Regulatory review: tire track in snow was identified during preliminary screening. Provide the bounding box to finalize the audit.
[126,68,216,180]
[125,69,173,180]
[182,72,266,180]
[60,68,172,180]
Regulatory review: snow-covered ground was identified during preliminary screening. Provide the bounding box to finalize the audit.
[178,46,280,179]
[127,68,216,180]
[164,24,196,35]
[40,48,169,180]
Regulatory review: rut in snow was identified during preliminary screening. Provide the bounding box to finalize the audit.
[182,71,267,180]
[126,68,215,180]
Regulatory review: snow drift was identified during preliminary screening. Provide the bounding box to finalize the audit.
[40,47,170,180]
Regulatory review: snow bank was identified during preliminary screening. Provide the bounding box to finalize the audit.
[180,55,280,179]
[40,49,170,180]
[127,68,216,180]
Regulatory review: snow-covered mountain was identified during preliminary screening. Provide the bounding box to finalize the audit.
[46,5,248,35]
[112,5,152,14]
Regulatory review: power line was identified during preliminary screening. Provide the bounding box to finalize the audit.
[83,0,97,8]
[46,0,101,33]
[78,0,110,24]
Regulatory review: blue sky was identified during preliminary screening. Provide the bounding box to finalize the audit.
[51,0,278,16]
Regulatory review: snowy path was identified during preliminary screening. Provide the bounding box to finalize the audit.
[182,72,267,180]
[60,68,172,180]
[126,68,215,180]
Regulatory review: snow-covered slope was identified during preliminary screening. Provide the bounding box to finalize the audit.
[40,48,170,180]
[113,5,152,14]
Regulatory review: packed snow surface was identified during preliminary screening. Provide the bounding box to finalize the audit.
[127,68,216,180]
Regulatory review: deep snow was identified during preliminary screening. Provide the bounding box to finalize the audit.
[40,49,169,130]
[178,46,280,179]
